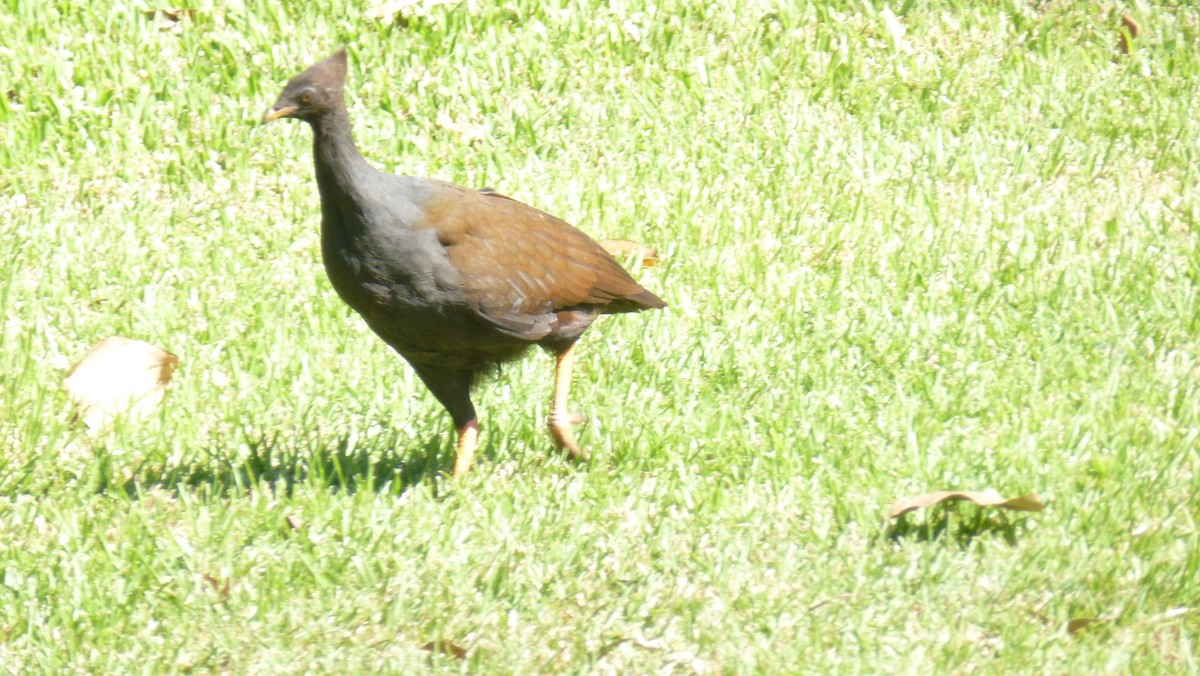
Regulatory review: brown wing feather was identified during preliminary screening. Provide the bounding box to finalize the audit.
[415,182,664,325]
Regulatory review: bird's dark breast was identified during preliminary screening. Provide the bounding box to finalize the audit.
[319,216,531,371]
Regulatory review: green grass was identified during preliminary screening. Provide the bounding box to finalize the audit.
[2,0,1199,671]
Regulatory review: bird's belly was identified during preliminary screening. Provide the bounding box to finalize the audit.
[323,260,528,370]
[361,301,531,369]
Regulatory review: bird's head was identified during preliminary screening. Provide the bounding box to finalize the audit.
[263,49,348,124]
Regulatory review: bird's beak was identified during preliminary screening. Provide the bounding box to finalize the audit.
[263,105,299,123]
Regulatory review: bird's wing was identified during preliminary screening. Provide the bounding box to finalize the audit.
[412,182,662,336]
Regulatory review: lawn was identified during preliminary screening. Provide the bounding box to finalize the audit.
[1,0,1198,671]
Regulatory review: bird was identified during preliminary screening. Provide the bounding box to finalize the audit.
[263,49,665,477]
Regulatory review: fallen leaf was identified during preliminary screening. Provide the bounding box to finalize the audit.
[1118,15,1140,54]
[202,573,230,601]
[628,632,668,651]
[64,336,179,431]
[142,9,197,33]
[807,593,851,612]
[1151,607,1193,622]
[366,0,460,20]
[141,8,197,20]
[963,623,1003,657]
[421,640,467,659]
[1068,617,1107,635]
[888,489,1044,519]
[600,239,660,268]
[435,111,487,143]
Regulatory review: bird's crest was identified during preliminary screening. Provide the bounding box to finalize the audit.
[288,48,348,96]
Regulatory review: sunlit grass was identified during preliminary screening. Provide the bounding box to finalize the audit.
[1,0,1198,671]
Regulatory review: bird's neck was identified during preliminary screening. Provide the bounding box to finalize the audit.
[310,108,372,204]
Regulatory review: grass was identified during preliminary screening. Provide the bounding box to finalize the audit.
[2,0,1199,671]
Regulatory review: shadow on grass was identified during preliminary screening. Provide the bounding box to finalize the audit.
[102,426,462,500]
[886,506,1030,547]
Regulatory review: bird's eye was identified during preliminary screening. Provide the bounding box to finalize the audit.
[298,91,314,105]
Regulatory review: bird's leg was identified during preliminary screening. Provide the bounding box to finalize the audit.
[548,343,589,461]
[406,362,478,478]
[452,419,479,478]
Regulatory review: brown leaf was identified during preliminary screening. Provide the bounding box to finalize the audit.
[888,489,1044,519]
[366,0,460,20]
[435,111,486,143]
[285,515,304,531]
[202,573,230,601]
[600,239,660,268]
[141,8,197,20]
[421,640,467,660]
[1068,617,1107,635]
[64,336,179,431]
[1118,15,1140,54]
[807,593,851,612]
[142,9,197,32]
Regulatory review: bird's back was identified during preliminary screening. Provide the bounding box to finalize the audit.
[316,165,663,369]
[411,179,664,332]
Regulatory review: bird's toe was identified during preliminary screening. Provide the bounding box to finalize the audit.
[548,414,589,462]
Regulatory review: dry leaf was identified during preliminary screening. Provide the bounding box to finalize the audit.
[888,489,1044,519]
[366,0,460,20]
[141,8,197,20]
[807,593,851,612]
[64,336,179,431]
[435,111,486,143]
[202,573,230,601]
[142,9,197,33]
[421,640,467,659]
[600,239,660,268]
[1151,607,1193,622]
[1118,15,1140,54]
[1068,617,1107,635]
[285,515,303,531]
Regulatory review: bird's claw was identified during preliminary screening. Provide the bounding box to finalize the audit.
[549,411,589,461]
